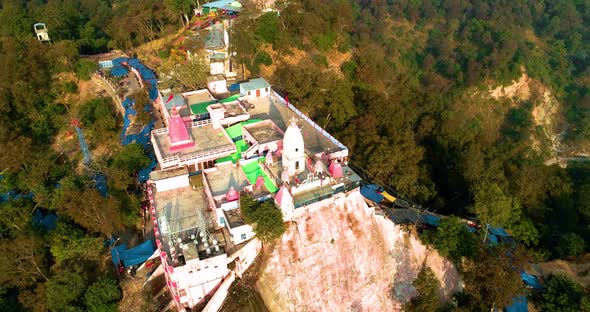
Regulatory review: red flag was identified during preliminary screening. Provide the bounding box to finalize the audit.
[285,94,289,107]
[166,94,174,103]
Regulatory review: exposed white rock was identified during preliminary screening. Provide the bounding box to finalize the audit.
[258,190,461,311]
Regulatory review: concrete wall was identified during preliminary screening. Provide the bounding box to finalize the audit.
[172,253,229,308]
[228,223,255,244]
[202,271,236,312]
[242,87,270,101]
[229,238,262,276]
[152,173,190,192]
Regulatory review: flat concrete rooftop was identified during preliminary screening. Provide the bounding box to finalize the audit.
[154,185,207,235]
[205,164,250,197]
[150,166,188,181]
[152,122,235,160]
[184,90,214,105]
[243,120,284,144]
[246,95,343,155]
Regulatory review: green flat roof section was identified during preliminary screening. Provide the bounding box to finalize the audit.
[241,157,278,193]
[225,119,262,139]
[190,100,218,115]
[220,94,240,103]
[216,139,248,164]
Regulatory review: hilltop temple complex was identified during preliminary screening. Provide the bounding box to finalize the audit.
[145,77,361,310]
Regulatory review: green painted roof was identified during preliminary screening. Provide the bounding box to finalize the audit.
[224,119,262,139]
[219,94,240,103]
[216,139,249,164]
[190,100,218,115]
[241,157,278,192]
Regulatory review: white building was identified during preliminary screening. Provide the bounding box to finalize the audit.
[240,78,271,101]
[33,23,50,42]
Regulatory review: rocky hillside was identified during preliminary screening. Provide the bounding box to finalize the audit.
[256,190,460,311]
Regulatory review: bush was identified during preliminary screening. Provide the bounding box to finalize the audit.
[312,54,328,68]
[63,81,78,94]
[76,59,98,81]
[313,32,336,51]
[254,51,273,67]
[158,49,170,59]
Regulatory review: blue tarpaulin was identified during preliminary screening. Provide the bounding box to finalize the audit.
[110,66,129,77]
[32,210,57,231]
[421,214,441,227]
[489,226,510,237]
[488,234,499,245]
[228,83,240,92]
[521,272,543,289]
[93,174,108,197]
[505,295,528,312]
[360,184,384,204]
[111,239,155,267]
[0,191,34,203]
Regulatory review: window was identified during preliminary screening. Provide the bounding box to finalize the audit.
[295,148,298,152]
[265,88,269,92]
[220,217,225,226]
[248,91,251,95]
[295,161,300,170]
[241,233,247,241]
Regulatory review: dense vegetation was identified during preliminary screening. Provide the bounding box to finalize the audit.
[231,0,590,309]
[0,0,180,310]
[2,0,590,310]
[234,0,590,257]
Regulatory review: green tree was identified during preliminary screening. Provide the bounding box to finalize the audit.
[46,271,87,312]
[50,220,104,267]
[240,197,285,242]
[0,234,48,288]
[112,143,151,173]
[461,245,528,310]
[539,274,590,312]
[471,183,520,243]
[84,277,121,312]
[431,216,476,263]
[559,233,585,258]
[403,267,440,312]
[254,12,280,44]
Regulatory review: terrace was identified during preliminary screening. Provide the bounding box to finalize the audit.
[151,120,236,169]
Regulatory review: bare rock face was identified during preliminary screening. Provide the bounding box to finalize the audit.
[257,190,461,312]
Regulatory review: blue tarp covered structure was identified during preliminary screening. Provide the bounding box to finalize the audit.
[521,272,543,289]
[0,191,34,203]
[360,184,384,203]
[505,295,528,312]
[111,239,155,267]
[421,214,441,227]
[32,210,57,231]
[111,66,129,77]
